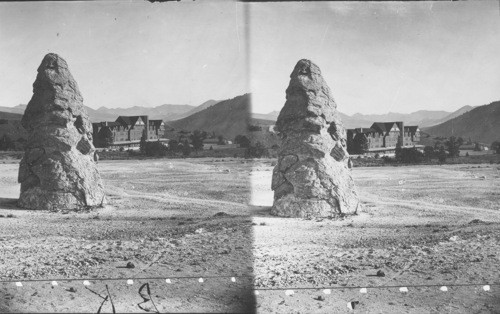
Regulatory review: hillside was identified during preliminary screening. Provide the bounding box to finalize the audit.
[0,111,23,121]
[0,104,26,115]
[430,105,474,126]
[168,94,250,140]
[179,100,220,118]
[422,101,500,145]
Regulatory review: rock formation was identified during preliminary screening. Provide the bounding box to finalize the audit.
[18,53,106,211]
[271,59,359,218]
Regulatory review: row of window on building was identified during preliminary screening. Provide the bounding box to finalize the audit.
[92,116,166,146]
[347,122,421,153]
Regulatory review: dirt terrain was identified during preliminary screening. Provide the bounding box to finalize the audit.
[1,158,500,313]
[0,158,255,313]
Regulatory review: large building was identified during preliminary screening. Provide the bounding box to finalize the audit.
[347,121,422,155]
[92,115,166,148]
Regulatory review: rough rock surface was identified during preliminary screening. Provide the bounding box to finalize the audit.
[18,53,105,211]
[271,59,359,218]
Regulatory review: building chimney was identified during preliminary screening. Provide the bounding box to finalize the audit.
[398,121,404,146]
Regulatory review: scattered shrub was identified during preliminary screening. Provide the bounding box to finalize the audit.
[445,136,463,157]
[0,135,15,151]
[144,141,168,157]
[424,146,434,160]
[245,142,268,158]
[491,141,500,154]
[182,143,191,157]
[438,147,447,162]
[234,135,251,148]
[247,125,262,132]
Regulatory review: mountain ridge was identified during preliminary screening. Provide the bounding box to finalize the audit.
[168,94,250,140]
[422,101,500,144]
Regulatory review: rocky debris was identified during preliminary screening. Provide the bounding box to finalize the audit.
[315,295,325,301]
[213,212,230,217]
[271,59,359,218]
[18,53,105,211]
[348,301,360,310]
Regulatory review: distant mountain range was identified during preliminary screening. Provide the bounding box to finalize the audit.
[3,99,474,130]
[422,101,500,145]
[1,96,496,145]
[0,100,222,123]
[251,105,475,129]
[249,103,500,145]
[0,104,119,122]
[251,110,374,128]
[95,104,195,121]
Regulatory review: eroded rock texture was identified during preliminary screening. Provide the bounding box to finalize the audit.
[18,53,106,211]
[271,59,359,218]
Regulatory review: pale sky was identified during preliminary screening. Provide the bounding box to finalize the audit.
[249,1,500,115]
[0,0,248,109]
[2,1,499,116]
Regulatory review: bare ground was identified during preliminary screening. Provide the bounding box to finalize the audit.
[251,162,500,313]
[0,158,255,313]
[0,159,499,313]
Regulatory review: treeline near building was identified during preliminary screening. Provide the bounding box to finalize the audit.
[134,132,272,159]
[354,136,500,167]
[136,130,213,157]
[99,130,251,160]
[392,136,466,163]
[490,141,500,154]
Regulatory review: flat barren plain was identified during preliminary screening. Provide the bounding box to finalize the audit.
[1,158,500,313]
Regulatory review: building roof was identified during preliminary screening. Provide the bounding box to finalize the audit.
[92,121,120,128]
[370,122,404,134]
[405,126,419,134]
[149,119,164,128]
[116,116,148,128]
[350,122,420,137]
[354,127,377,134]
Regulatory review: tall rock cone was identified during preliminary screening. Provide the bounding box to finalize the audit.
[18,53,106,211]
[271,59,359,218]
